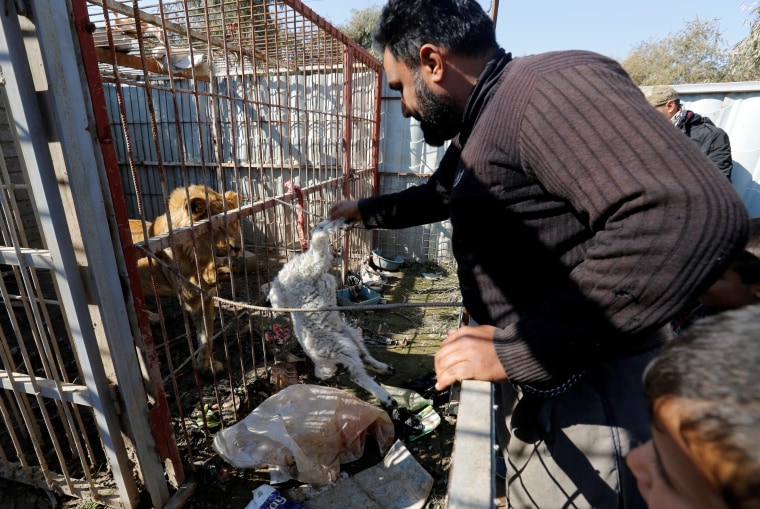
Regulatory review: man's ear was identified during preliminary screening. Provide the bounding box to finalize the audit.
[419,44,444,83]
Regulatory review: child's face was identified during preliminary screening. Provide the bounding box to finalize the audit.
[626,398,729,509]
[700,267,760,309]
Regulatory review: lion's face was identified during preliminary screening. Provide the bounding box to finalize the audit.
[183,186,243,259]
[212,190,242,258]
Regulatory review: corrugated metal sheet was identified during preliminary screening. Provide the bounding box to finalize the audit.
[376,77,454,264]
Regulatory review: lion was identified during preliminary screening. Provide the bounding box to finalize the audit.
[129,185,242,374]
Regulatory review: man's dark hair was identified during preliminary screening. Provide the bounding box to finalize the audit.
[645,304,760,402]
[643,304,760,507]
[372,0,498,68]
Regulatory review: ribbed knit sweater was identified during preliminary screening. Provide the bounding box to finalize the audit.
[359,49,749,384]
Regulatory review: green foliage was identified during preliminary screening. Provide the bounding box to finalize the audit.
[622,6,760,85]
[622,18,731,85]
[730,4,760,81]
[338,6,382,59]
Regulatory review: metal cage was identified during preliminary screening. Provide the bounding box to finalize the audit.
[0,0,384,506]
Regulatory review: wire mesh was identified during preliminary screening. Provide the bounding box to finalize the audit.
[83,0,383,477]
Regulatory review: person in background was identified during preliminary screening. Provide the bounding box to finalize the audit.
[672,217,760,334]
[627,304,760,508]
[644,85,733,181]
[700,251,760,309]
[327,0,749,506]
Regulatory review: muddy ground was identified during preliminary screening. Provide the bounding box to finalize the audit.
[0,258,463,509]
[0,248,466,509]
[172,260,464,509]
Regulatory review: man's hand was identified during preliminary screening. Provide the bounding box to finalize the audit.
[327,200,362,224]
[434,325,508,390]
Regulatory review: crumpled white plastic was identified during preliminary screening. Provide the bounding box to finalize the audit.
[212,384,395,485]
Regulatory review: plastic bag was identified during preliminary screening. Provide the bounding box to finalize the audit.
[212,384,395,485]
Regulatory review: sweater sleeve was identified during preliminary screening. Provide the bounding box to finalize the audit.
[358,140,460,229]
[491,54,748,381]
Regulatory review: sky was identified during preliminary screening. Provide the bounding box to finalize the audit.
[306,0,755,61]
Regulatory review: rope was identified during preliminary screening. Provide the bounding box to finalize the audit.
[134,244,463,314]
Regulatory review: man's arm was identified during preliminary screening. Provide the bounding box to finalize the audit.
[705,128,733,181]
[357,141,461,229]
[489,54,748,380]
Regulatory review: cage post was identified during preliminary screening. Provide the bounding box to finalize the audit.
[71,0,185,497]
[0,3,142,506]
[339,45,356,282]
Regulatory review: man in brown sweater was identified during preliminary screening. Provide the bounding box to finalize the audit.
[328,0,749,506]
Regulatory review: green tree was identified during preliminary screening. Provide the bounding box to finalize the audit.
[730,3,760,81]
[338,6,382,59]
[622,18,731,85]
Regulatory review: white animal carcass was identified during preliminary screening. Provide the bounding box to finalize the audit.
[268,219,396,408]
